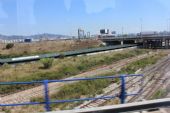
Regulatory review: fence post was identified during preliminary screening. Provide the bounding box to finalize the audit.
[43,80,51,111]
[120,75,126,104]
[140,75,144,93]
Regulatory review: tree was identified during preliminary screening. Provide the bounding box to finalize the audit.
[6,43,14,49]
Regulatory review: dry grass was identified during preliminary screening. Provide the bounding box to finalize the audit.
[0,49,151,100]
[0,39,102,57]
[0,105,44,113]
[1,50,169,113]
[0,49,148,83]
[2,51,167,113]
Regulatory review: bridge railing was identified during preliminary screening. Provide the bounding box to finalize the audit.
[98,34,170,39]
[0,74,143,112]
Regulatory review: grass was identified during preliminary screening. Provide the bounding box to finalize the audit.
[151,89,167,99]
[0,49,149,95]
[30,52,167,110]
[50,79,112,110]
[119,54,165,74]
[0,39,101,58]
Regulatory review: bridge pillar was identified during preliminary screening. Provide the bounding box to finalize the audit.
[143,39,146,49]
[146,40,149,49]
[161,39,163,49]
[121,41,124,45]
[163,39,166,49]
[165,39,169,49]
[157,40,161,49]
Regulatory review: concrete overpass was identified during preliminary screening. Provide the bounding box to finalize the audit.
[99,35,170,49]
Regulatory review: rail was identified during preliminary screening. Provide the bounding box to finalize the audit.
[0,74,143,112]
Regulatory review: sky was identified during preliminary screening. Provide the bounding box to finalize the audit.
[0,0,170,36]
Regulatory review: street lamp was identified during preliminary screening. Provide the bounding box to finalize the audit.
[140,18,143,38]
[168,18,170,33]
[121,27,124,36]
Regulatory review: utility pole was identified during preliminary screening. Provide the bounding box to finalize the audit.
[87,32,90,38]
[78,28,81,40]
[121,27,124,36]
[168,18,170,33]
[78,28,85,40]
[140,18,143,38]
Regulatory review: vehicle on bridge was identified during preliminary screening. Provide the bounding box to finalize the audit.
[137,31,158,36]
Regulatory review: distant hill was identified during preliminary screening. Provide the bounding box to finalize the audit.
[0,33,72,40]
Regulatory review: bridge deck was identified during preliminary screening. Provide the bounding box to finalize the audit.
[99,35,170,48]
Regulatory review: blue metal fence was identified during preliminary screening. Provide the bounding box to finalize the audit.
[0,74,143,112]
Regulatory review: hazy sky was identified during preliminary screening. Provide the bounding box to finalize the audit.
[0,0,170,35]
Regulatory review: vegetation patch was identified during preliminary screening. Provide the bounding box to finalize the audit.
[0,40,101,58]
[31,52,167,110]
[6,43,14,49]
[40,58,54,69]
[119,54,165,74]
[0,49,149,95]
[151,89,167,99]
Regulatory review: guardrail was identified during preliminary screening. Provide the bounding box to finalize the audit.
[0,44,137,65]
[99,34,170,39]
[49,98,170,113]
[0,74,143,112]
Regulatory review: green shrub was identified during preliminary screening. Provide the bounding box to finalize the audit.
[6,43,14,49]
[40,58,54,69]
[59,53,65,59]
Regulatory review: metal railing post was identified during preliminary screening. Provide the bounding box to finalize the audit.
[120,75,126,104]
[43,80,51,111]
[140,75,144,93]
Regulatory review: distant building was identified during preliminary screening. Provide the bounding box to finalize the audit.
[100,29,109,34]
[24,38,32,43]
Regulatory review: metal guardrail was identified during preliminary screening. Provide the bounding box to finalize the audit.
[0,44,137,64]
[0,74,143,112]
[49,98,170,113]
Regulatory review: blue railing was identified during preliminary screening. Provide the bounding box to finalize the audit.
[0,74,143,112]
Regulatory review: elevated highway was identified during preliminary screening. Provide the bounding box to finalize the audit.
[99,35,170,49]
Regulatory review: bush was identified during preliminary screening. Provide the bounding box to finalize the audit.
[6,43,14,49]
[59,53,65,59]
[40,58,54,69]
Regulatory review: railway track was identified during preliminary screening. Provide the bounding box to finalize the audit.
[76,75,144,108]
[76,55,170,109]
[128,57,170,102]
[0,53,151,105]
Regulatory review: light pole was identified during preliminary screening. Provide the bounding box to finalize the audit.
[168,18,170,33]
[121,27,124,36]
[140,18,143,38]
